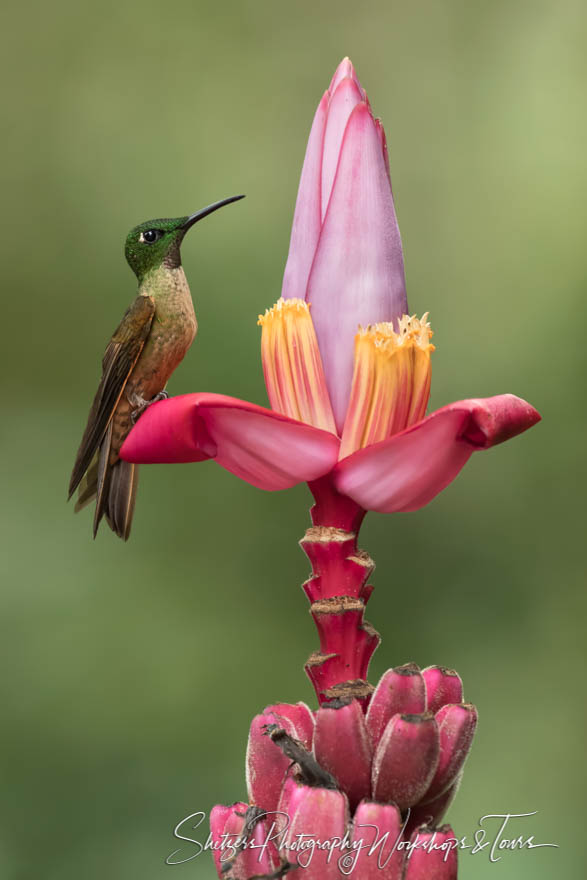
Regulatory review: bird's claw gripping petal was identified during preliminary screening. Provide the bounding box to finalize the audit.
[130,390,169,424]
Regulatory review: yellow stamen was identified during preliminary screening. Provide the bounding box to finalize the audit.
[258,298,337,433]
[339,314,434,459]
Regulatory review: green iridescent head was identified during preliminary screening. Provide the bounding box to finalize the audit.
[124,195,245,282]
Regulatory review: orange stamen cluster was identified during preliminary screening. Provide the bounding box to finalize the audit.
[339,314,434,459]
[258,299,337,433]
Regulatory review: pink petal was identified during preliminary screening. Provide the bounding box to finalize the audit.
[281,92,328,301]
[121,393,339,491]
[320,77,364,220]
[307,102,407,431]
[334,394,541,512]
[352,800,404,879]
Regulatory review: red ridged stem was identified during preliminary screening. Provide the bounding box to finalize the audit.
[302,476,379,704]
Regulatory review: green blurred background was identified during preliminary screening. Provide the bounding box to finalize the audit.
[1,0,585,877]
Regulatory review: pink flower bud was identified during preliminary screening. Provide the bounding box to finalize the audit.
[281,57,407,430]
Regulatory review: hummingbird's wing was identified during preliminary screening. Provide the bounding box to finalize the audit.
[68,294,156,499]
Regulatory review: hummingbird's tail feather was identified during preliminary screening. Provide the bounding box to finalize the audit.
[72,419,138,540]
[93,422,113,538]
[74,453,99,512]
[105,460,139,542]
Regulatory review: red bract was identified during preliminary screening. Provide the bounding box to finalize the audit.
[211,664,472,878]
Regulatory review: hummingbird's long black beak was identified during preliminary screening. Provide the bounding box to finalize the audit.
[182,195,245,231]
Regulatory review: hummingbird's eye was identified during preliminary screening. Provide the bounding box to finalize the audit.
[141,229,161,244]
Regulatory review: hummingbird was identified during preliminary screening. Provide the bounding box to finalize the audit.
[68,194,245,540]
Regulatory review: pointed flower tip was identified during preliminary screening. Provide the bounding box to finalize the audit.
[329,56,365,98]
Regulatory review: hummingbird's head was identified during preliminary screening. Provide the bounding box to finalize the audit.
[124,195,245,282]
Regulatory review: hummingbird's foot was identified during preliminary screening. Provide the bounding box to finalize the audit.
[130,390,169,424]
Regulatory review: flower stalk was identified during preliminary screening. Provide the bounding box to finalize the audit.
[302,478,377,705]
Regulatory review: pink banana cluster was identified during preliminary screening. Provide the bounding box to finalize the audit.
[211,665,473,878]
